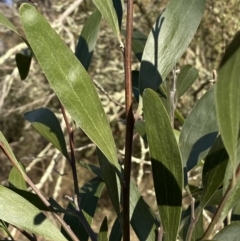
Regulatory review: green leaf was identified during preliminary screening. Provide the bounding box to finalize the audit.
[139,0,205,94]
[176,65,198,100]
[135,119,180,144]
[0,185,67,241]
[99,217,108,241]
[132,70,140,102]
[179,87,218,173]
[200,136,228,208]
[24,108,69,160]
[215,32,240,171]
[8,164,27,190]
[109,217,122,241]
[130,180,159,241]
[7,187,66,213]
[0,220,13,240]
[213,221,240,240]
[97,149,120,216]
[219,31,240,68]
[112,0,123,30]
[220,178,240,223]
[91,0,121,43]
[0,131,25,177]
[78,160,102,179]
[15,53,32,80]
[232,199,240,221]
[143,89,182,241]
[122,29,147,61]
[223,143,240,194]
[75,9,102,70]
[134,120,147,143]
[132,30,147,61]
[20,4,119,176]
[61,177,104,241]
[0,12,20,35]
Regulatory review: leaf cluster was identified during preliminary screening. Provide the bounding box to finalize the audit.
[0,1,240,241]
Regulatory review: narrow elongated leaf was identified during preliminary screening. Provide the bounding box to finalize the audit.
[112,0,123,29]
[179,87,218,173]
[176,65,198,100]
[7,187,66,213]
[215,33,240,169]
[220,177,240,223]
[0,12,20,35]
[79,156,159,241]
[0,220,12,240]
[20,4,119,176]
[109,217,122,241]
[232,199,240,221]
[0,132,25,177]
[134,120,147,143]
[219,31,240,68]
[132,30,147,61]
[132,70,140,102]
[61,177,104,241]
[75,9,102,70]
[143,89,182,241]
[139,0,205,94]
[200,136,228,208]
[91,0,121,43]
[8,164,27,190]
[223,143,240,194]
[99,217,108,241]
[0,185,67,241]
[24,108,69,159]
[78,160,102,179]
[97,149,120,216]
[213,222,240,240]
[130,180,159,241]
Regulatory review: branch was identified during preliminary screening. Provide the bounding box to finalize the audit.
[123,0,135,241]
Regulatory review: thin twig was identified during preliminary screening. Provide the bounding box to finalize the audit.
[123,0,135,241]
[157,227,164,241]
[0,142,80,241]
[202,165,240,239]
[14,226,37,241]
[59,100,79,197]
[59,100,97,241]
[57,0,84,24]
[93,79,125,108]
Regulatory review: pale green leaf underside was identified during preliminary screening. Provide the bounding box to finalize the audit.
[92,0,121,43]
[139,0,205,93]
[0,12,20,35]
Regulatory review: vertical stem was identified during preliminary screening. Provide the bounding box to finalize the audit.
[123,0,134,241]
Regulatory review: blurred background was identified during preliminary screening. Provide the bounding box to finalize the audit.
[0,0,239,239]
